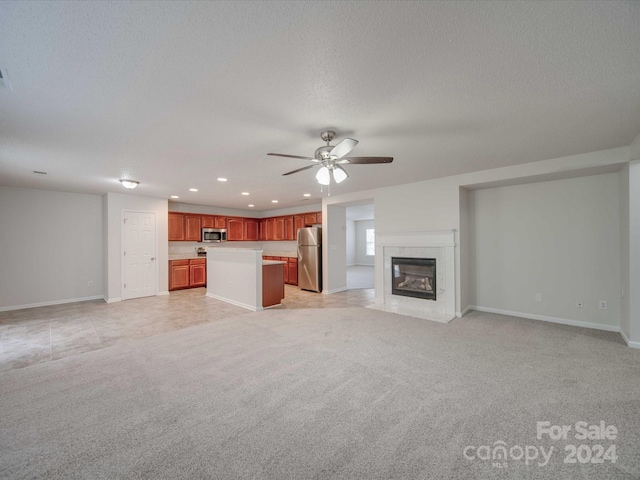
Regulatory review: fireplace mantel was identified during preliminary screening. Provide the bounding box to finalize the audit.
[368,231,456,323]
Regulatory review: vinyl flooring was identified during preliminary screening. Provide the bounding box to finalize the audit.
[0,286,375,372]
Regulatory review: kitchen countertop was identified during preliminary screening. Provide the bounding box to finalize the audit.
[169,254,206,260]
[262,260,286,265]
[263,251,297,258]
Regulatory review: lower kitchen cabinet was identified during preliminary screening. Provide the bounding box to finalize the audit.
[287,257,298,286]
[262,256,297,286]
[169,258,207,290]
[189,258,207,287]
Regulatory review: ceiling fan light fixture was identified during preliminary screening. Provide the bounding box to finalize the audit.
[316,166,331,185]
[119,179,139,189]
[333,165,349,183]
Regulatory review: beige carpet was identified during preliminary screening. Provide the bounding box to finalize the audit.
[1,308,639,479]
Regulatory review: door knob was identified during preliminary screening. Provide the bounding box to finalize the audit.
[151,257,155,261]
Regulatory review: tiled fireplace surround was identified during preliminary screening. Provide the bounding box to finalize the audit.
[368,231,456,323]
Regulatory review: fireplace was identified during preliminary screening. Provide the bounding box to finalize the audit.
[391,257,436,300]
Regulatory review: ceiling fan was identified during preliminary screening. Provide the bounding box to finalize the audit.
[268,130,393,185]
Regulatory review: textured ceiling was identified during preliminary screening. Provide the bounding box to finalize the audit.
[1,1,639,210]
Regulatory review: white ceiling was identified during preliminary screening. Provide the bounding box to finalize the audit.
[1,1,639,211]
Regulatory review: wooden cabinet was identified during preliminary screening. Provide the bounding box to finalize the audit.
[169,259,190,290]
[293,215,305,237]
[284,216,295,240]
[244,218,260,241]
[262,256,298,285]
[201,215,215,228]
[304,212,317,226]
[189,258,207,287]
[170,258,206,290]
[287,257,298,286]
[170,210,319,242]
[214,216,227,229]
[262,263,285,308]
[185,214,202,241]
[168,213,185,241]
[273,217,285,240]
[227,217,244,241]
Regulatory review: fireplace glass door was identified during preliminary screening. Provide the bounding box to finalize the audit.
[391,257,436,300]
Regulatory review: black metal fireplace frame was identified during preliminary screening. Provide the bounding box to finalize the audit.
[391,257,436,301]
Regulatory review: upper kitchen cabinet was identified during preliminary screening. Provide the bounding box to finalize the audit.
[304,212,320,226]
[214,216,227,229]
[294,215,305,233]
[185,214,202,241]
[227,217,244,241]
[284,216,295,241]
[244,218,260,241]
[201,215,215,228]
[168,213,185,241]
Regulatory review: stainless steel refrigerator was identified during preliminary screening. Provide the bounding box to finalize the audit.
[297,227,322,292]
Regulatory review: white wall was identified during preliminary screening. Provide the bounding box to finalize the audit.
[346,220,356,266]
[355,220,375,265]
[619,164,630,340]
[105,192,168,302]
[469,173,620,329]
[323,204,347,293]
[0,187,104,310]
[325,146,629,330]
[629,160,640,344]
[459,187,473,312]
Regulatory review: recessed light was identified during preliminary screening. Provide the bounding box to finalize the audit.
[272,200,278,203]
[303,193,311,197]
[241,192,249,196]
[170,195,179,199]
[248,204,255,207]
[217,178,228,182]
[189,188,198,192]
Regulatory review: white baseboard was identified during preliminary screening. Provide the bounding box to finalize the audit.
[157,291,170,296]
[0,295,106,312]
[619,329,640,349]
[205,292,260,311]
[104,296,122,303]
[457,305,474,318]
[323,287,348,294]
[469,305,620,333]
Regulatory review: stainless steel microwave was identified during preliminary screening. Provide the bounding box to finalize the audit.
[202,228,227,243]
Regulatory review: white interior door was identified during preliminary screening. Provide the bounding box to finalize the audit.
[123,211,157,300]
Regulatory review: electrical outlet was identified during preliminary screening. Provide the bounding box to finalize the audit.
[576,301,583,309]
[88,280,94,287]
[599,300,608,310]
[535,293,543,303]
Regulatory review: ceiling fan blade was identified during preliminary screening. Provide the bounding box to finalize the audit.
[340,156,394,164]
[282,165,316,176]
[329,138,358,159]
[268,153,313,160]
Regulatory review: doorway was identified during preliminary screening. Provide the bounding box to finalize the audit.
[346,204,375,289]
[122,211,157,300]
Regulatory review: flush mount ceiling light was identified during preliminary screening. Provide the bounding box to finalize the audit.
[189,188,198,192]
[217,178,228,182]
[119,179,139,189]
[241,192,249,196]
[170,195,179,199]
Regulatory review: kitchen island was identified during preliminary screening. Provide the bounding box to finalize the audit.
[205,247,285,310]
